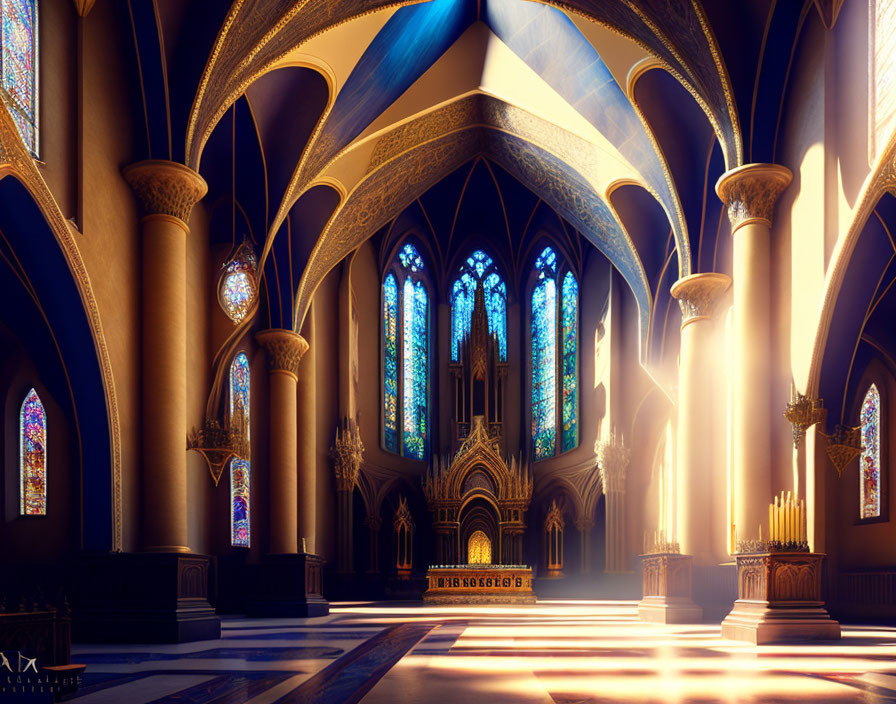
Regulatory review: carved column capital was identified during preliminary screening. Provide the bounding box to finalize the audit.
[330,419,363,492]
[670,272,731,328]
[123,160,208,226]
[255,328,308,380]
[715,163,792,234]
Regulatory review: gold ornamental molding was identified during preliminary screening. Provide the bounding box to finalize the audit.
[715,163,793,234]
[783,388,826,449]
[0,88,122,550]
[330,419,364,492]
[122,160,208,226]
[255,328,308,379]
[670,272,731,328]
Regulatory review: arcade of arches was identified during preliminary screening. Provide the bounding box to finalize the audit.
[5,0,896,701]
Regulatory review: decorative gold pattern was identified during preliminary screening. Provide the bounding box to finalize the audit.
[255,328,308,377]
[423,566,536,604]
[819,424,863,478]
[330,418,364,492]
[783,389,826,448]
[0,89,123,550]
[670,272,731,327]
[597,431,630,494]
[186,408,250,486]
[715,163,793,233]
[122,160,208,225]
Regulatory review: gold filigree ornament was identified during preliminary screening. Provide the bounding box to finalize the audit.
[217,238,258,324]
[783,389,826,448]
[187,405,250,486]
[819,423,863,478]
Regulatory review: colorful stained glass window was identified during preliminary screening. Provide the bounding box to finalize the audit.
[19,387,45,515]
[450,250,507,361]
[531,247,557,460]
[382,243,429,459]
[383,273,399,453]
[860,384,881,519]
[561,271,578,452]
[229,353,250,546]
[219,241,258,325]
[530,247,578,459]
[1,0,37,155]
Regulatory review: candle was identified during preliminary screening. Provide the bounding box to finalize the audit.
[768,504,773,543]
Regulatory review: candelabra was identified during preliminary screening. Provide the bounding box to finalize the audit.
[783,388,826,448]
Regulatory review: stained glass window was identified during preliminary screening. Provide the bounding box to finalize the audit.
[450,250,507,361]
[382,243,429,459]
[531,246,578,459]
[532,247,557,459]
[219,241,258,325]
[229,353,250,546]
[383,273,399,453]
[1,0,37,155]
[561,271,578,452]
[860,384,881,520]
[19,387,45,515]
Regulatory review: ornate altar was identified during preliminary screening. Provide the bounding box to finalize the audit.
[721,552,840,644]
[424,565,535,604]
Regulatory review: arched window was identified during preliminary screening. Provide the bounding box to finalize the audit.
[229,353,251,546]
[1,0,38,155]
[382,242,430,460]
[393,495,414,574]
[530,246,578,459]
[860,383,882,520]
[19,387,45,515]
[450,250,507,361]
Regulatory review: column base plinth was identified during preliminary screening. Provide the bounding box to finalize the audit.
[247,553,329,617]
[721,552,840,644]
[72,552,220,643]
[638,553,702,623]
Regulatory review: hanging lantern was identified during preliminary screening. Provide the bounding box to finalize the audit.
[218,238,258,324]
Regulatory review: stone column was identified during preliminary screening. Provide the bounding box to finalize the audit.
[670,273,731,563]
[123,160,207,553]
[716,164,792,543]
[598,435,631,573]
[297,312,317,555]
[330,420,363,573]
[256,329,308,555]
[575,517,594,575]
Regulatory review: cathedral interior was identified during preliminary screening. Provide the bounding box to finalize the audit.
[4,0,896,702]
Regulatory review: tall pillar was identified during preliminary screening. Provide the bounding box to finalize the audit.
[250,329,327,617]
[75,161,219,644]
[256,329,307,554]
[123,160,207,553]
[297,312,317,555]
[670,273,731,564]
[598,435,631,573]
[366,514,381,573]
[575,517,594,575]
[330,420,363,574]
[716,164,791,543]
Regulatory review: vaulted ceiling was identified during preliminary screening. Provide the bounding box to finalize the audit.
[124,0,826,375]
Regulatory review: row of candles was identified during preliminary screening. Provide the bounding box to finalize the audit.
[767,490,807,544]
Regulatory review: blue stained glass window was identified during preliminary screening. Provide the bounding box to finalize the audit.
[561,272,578,452]
[229,353,250,547]
[382,243,429,459]
[19,387,45,515]
[530,246,578,459]
[860,384,881,519]
[532,247,557,459]
[1,0,37,155]
[383,273,399,453]
[450,250,507,361]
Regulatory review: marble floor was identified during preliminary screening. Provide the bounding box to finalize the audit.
[65,600,896,703]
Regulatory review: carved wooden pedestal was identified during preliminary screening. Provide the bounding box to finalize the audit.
[638,553,702,623]
[721,552,840,644]
[247,554,329,617]
[72,553,220,643]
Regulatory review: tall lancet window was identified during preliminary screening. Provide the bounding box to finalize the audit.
[382,242,430,460]
[19,388,46,515]
[1,0,38,155]
[530,246,578,459]
[860,384,882,520]
[229,353,251,546]
[450,250,507,361]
